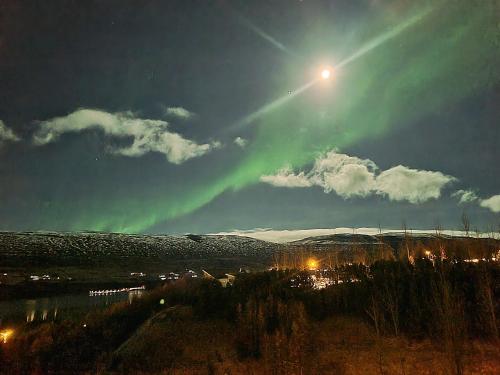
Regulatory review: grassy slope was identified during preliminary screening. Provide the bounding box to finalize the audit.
[108,307,500,375]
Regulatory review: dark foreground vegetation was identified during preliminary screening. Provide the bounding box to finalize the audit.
[0,257,498,375]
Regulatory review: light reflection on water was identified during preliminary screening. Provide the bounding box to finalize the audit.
[0,290,144,324]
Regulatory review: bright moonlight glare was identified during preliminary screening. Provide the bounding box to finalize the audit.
[321,69,331,79]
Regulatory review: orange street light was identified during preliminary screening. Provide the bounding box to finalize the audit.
[306,258,319,271]
[0,329,14,344]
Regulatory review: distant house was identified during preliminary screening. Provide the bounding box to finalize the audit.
[202,270,215,280]
[202,269,235,288]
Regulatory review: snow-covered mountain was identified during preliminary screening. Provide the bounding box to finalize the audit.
[0,230,497,269]
[0,231,281,267]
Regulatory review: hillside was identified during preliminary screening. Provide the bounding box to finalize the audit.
[1,231,498,270]
[0,231,281,268]
[291,232,500,256]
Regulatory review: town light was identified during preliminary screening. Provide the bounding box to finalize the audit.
[0,329,14,344]
[306,258,319,270]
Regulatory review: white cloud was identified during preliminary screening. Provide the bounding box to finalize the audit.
[375,165,456,204]
[0,120,20,142]
[309,151,377,197]
[234,136,248,148]
[33,109,218,164]
[163,106,194,120]
[480,195,500,213]
[260,150,456,204]
[452,189,479,204]
[260,167,312,188]
[451,191,500,212]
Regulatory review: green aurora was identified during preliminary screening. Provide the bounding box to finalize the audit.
[58,0,499,233]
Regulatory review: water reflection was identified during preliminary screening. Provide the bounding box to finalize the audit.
[1,289,144,324]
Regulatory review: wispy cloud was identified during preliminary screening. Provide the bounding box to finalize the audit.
[451,190,500,212]
[33,109,219,164]
[162,106,194,120]
[260,150,456,204]
[0,120,20,143]
[234,136,248,148]
[260,167,312,188]
[480,195,500,213]
[452,189,479,204]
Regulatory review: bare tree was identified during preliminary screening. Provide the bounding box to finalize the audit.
[366,294,384,338]
[401,220,414,262]
[432,266,466,375]
[382,282,400,336]
[366,294,386,375]
[478,265,499,341]
[461,211,470,237]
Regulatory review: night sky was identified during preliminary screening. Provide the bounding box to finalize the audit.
[0,0,498,235]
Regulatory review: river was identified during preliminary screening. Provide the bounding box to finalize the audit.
[0,288,144,325]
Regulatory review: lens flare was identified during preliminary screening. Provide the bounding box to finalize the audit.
[335,5,434,70]
[230,78,318,132]
[237,14,297,57]
[229,5,435,134]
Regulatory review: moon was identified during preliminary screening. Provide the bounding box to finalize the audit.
[321,69,331,79]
